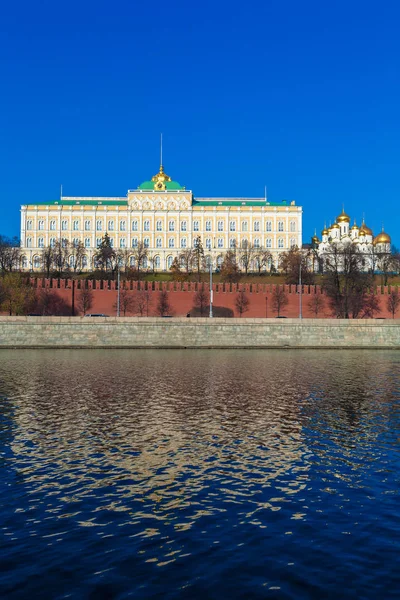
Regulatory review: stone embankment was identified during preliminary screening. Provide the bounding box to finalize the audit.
[0,317,399,349]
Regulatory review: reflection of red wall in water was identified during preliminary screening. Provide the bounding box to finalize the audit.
[29,278,400,319]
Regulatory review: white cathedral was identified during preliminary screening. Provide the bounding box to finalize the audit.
[312,208,392,270]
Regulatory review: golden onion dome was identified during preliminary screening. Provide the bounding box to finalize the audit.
[321,227,329,236]
[312,235,320,243]
[331,222,340,229]
[359,229,366,237]
[373,231,391,245]
[360,221,373,236]
[351,222,359,230]
[337,208,351,223]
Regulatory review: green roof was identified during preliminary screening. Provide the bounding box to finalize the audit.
[192,200,289,207]
[29,200,128,206]
[138,180,185,191]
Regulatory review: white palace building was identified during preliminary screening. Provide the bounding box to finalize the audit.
[20,164,303,272]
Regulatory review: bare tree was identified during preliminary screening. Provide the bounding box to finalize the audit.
[194,284,210,316]
[279,247,315,285]
[77,287,94,315]
[308,294,325,316]
[179,248,194,275]
[136,289,153,316]
[157,290,172,316]
[239,240,256,275]
[272,286,289,317]
[220,250,241,283]
[70,241,86,274]
[361,293,381,319]
[53,239,70,276]
[0,236,21,273]
[41,245,54,278]
[35,288,71,316]
[254,249,272,275]
[387,289,400,318]
[322,244,374,318]
[235,290,250,317]
[114,288,136,316]
[131,241,149,280]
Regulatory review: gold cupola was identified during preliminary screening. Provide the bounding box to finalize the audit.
[331,222,340,229]
[337,208,350,223]
[360,219,373,236]
[373,229,391,245]
[351,221,359,230]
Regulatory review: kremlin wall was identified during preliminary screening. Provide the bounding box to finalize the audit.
[29,278,399,320]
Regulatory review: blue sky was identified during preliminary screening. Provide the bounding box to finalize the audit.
[1,0,399,245]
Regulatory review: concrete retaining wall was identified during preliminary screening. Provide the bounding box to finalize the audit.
[0,317,399,349]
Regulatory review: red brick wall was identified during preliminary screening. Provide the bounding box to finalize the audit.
[30,279,400,319]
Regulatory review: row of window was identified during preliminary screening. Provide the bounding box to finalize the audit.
[26,219,297,233]
[27,236,296,250]
[24,253,276,271]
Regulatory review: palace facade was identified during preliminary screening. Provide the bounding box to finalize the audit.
[20,165,302,271]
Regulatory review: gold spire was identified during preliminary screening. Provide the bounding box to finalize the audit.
[151,164,172,191]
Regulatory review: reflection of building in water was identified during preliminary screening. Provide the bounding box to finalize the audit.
[9,352,314,516]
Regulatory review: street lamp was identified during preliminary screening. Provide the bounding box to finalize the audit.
[299,257,303,319]
[117,262,120,317]
[209,260,213,318]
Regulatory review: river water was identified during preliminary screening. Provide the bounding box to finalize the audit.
[0,349,399,599]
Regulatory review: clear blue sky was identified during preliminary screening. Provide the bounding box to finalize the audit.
[1,0,399,246]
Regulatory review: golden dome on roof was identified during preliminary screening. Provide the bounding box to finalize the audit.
[360,220,373,236]
[331,222,340,229]
[337,208,350,223]
[373,231,391,245]
[351,222,359,230]
[321,227,329,235]
[359,229,366,237]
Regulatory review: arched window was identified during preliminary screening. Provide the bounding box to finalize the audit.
[38,237,44,248]
[50,237,56,248]
[120,221,126,231]
[82,256,88,268]
[62,220,68,231]
[193,221,199,231]
[217,255,223,267]
[290,221,296,232]
[109,238,114,248]
[266,221,272,232]
[143,257,148,269]
[241,221,248,232]
[129,256,135,267]
[83,238,89,248]
[62,238,68,248]
[144,220,150,231]
[38,220,44,230]
[230,221,236,232]
[85,220,91,231]
[69,255,75,268]
[156,220,162,231]
[254,238,260,248]
[132,237,138,248]
[181,221,187,232]
[73,220,79,231]
[96,238,101,248]
[155,256,161,268]
[120,238,126,248]
[156,237,162,248]
[278,237,284,248]
[96,220,102,231]
[205,220,211,231]
[278,221,284,232]
[132,220,138,231]
[254,221,260,232]
[26,237,32,248]
[229,238,236,248]
[206,238,212,249]
[167,255,173,269]
[50,220,56,231]
[218,238,223,248]
[21,256,28,269]
[181,238,187,248]
[266,238,272,248]
[108,220,114,231]
[218,220,224,231]
[26,220,33,230]
[144,237,150,248]
[290,238,296,249]
[168,220,175,232]
[33,256,41,269]
[73,237,80,247]
[168,238,175,248]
